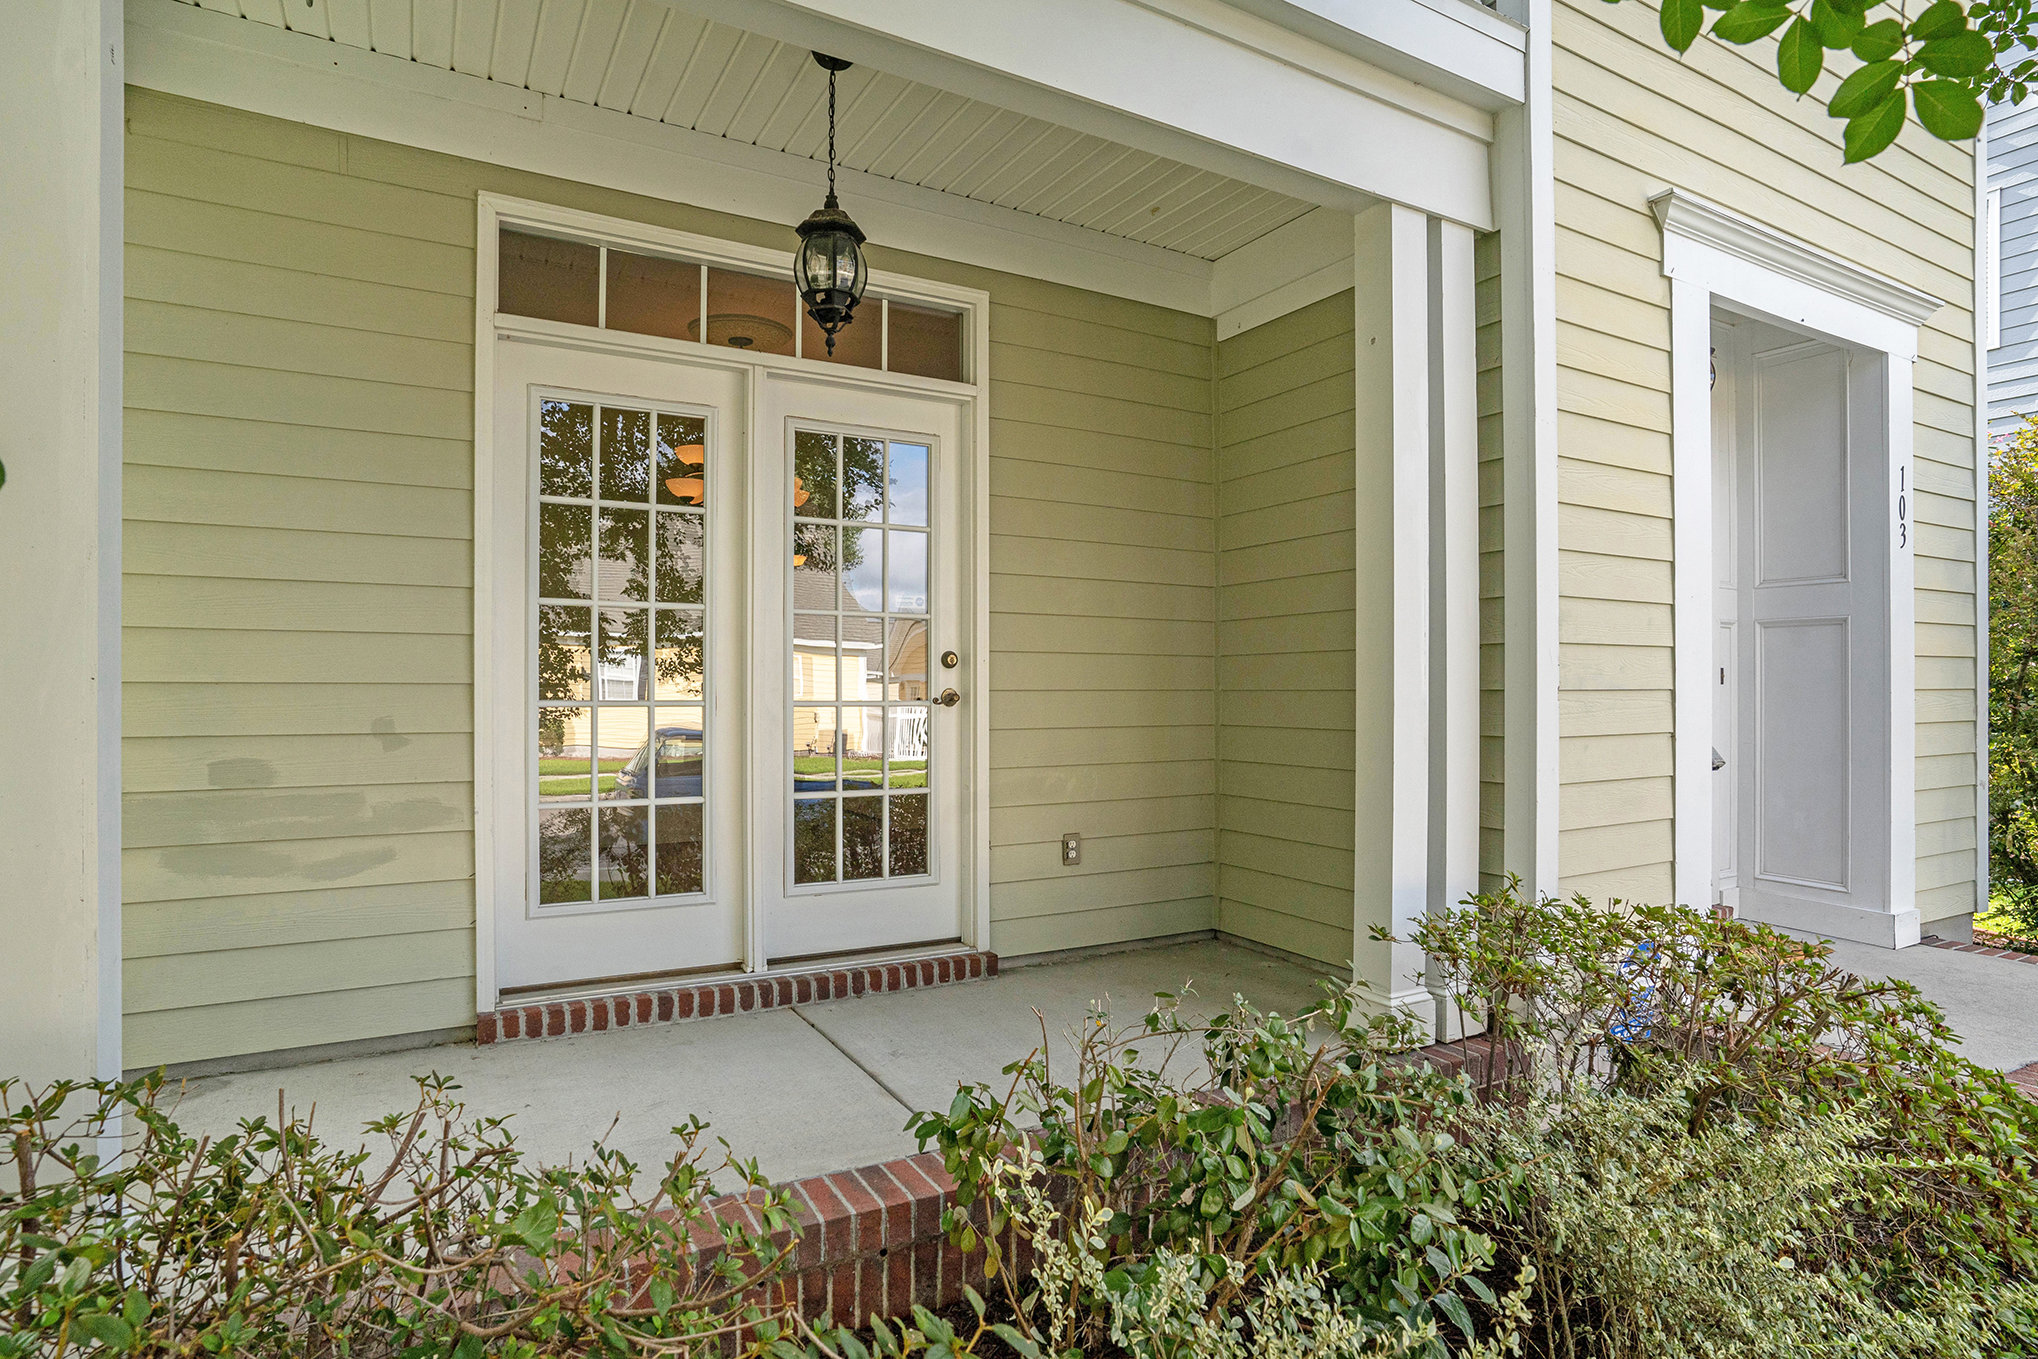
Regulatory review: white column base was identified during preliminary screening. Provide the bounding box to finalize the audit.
[1741,897,1922,949]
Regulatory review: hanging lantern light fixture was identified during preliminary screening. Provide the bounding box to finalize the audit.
[794,52,869,356]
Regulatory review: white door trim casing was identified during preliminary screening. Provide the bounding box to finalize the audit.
[474,194,991,1012]
[1655,188,1941,947]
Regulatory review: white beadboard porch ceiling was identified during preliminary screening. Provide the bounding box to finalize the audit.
[180,0,1320,261]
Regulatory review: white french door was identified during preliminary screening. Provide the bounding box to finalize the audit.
[751,373,968,961]
[489,342,976,994]
[490,339,748,992]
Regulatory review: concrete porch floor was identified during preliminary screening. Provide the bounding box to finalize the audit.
[160,932,2038,1188]
[161,939,1328,1185]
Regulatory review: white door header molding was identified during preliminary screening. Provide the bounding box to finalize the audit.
[1652,189,1943,345]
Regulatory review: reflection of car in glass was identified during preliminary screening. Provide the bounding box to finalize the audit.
[612,726,704,799]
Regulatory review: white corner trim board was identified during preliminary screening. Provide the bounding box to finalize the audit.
[1658,187,1929,948]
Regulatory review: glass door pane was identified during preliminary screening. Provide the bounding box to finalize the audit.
[788,428,934,887]
[536,400,709,907]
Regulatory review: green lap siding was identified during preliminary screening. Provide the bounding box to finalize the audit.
[1213,292,1358,968]
[121,88,1218,1067]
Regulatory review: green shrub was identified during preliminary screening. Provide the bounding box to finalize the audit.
[893,985,1529,1359]
[1415,880,2038,1358]
[0,1074,803,1357]
[1992,425,2038,939]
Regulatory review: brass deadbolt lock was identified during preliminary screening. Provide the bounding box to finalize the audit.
[940,650,960,669]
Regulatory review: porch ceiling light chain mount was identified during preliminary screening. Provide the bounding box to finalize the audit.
[794,52,870,356]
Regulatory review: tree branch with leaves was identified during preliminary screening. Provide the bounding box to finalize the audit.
[1640,0,2010,160]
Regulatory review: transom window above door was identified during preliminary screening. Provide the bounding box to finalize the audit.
[497,229,966,382]
[789,428,934,887]
[534,398,711,908]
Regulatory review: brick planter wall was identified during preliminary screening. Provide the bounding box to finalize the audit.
[478,948,997,1044]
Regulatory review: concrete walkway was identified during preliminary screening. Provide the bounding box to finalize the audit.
[1815,937,2038,1073]
[160,939,1327,1186]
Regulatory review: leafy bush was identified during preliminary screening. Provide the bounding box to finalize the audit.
[1415,879,2038,1358]
[10,885,2033,1359]
[894,986,1530,1359]
[1990,426,2038,938]
[0,1074,804,1357]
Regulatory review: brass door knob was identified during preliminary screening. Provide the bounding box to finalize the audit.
[936,688,961,707]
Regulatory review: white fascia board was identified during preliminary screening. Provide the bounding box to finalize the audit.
[691,0,1497,229]
[1217,0,1525,111]
[1211,206,1355,339]
[124,0,1214,314]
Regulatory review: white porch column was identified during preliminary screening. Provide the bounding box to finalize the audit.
[1352,203,1433,1018]
[1430,219,1482,938]
[1494,0,1562,901]
[0,0,123,1083]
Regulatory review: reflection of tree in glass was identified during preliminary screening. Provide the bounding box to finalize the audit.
[595,508,651,603]
[655,806,704,895]
[600,607,649,691]
[793,522,869,576]
[539,606,590,700]
[599,808,650,899]
[539,401,593,498]
[843,436,885,520]
[843,798,883,879]
[793,799,835,884]
[538,505,592,600]
[654,612,704,695]
[538,809,592,903]
[654,513,704,604]
[538,708,571,755]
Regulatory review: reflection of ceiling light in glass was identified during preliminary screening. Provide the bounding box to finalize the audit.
[686,313,792,349]
[793,476,812,509]
[663,477,704,504]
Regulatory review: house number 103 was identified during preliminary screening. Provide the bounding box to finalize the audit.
[1895,465,1907,550]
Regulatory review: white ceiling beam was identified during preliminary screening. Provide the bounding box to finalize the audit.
[680,0,1498,229]
[1220,0,1525,112]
